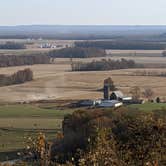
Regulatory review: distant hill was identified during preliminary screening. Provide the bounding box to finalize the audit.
[0,25,166,39]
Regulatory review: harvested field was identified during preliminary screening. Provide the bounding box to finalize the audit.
[0,62,166,102]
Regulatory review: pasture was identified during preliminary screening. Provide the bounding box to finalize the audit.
[128,102,166,112]
[0,103,74,161]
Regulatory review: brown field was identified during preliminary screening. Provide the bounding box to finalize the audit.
[54,56,166,65]
[0,59,166,102]
[106,49,164,54]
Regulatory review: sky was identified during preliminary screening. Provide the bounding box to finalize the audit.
[0,0,166,26]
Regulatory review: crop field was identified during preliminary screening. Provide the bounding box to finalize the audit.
[0,103,74,161]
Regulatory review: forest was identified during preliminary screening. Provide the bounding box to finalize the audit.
[0,42,26,49]
[75,40,166,50]
[0,54,50,67]
[0,68,33,86]
[48,47,106,58]
[72,58,140,71]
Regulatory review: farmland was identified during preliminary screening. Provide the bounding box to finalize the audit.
[0,103,74,161]
[0,39,166,162]
[0,62,166,102]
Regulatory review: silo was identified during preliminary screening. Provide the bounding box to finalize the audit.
[103,77,114,100]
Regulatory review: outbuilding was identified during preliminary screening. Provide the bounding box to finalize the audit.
[99,100,123,108]
[110,91,132,103]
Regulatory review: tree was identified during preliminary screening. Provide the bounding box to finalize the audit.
[0,68,33,86]
[156,97,160,103]
[143,88,154,101]
[79,129,122,166]
[130,86,141,101]
[162,51,166,57]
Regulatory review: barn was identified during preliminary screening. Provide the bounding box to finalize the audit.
[110,91,132,103]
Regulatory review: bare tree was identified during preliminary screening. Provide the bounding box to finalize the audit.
[130,86,141,101]
[143,88,154,101]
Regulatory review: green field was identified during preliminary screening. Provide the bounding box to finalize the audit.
[0,104,72,118]
[128,102,166,112]
[0,104,74,161]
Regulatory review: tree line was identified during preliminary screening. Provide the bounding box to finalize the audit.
[72,58,141,71]
[0,54,50,67]
[75,40,166,50]
[0,42,26,49]
[48,47,106,58]
[0,68,33,86]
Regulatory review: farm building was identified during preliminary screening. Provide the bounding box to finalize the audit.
[98,100,123,108]
[77,100,96,107]
[110,91,132,103]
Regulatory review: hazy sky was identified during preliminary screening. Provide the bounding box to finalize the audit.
[0,0,166,26]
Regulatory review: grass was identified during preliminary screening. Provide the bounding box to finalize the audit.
[0,118,62,129]
[0,104,73,118]
[128,102,166,112]
[0,103,74,160]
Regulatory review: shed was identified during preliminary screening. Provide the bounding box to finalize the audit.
[77,100,95,107]
[99,100,123,108]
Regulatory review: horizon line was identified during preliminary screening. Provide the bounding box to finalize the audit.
[1,24,166,27]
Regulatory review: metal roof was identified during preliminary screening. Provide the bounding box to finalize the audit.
[112,91,124,98]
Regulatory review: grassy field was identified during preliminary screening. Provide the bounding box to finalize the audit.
[128,102,166,112]
[0,103,74,161]
[0,104,72,118]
